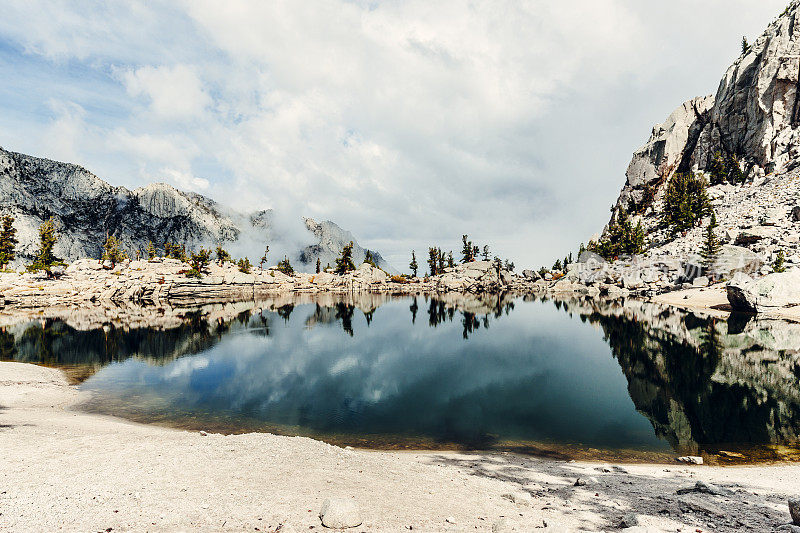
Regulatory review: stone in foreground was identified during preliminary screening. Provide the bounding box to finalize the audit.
[319,498,362,529]
[790,497,800,525]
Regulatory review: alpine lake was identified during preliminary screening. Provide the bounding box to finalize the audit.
[3,292,799,465]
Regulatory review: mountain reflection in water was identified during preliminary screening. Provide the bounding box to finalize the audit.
[1,293,798,461]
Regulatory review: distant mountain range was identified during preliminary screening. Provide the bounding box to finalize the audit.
[0,147,395,273]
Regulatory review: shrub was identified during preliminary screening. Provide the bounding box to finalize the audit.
[237,257,252,273]
[661,172,711,233]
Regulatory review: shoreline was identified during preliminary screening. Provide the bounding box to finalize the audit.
[2,362,799,532]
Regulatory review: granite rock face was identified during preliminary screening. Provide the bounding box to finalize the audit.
[0,147,394,273]
[604,2,800,273]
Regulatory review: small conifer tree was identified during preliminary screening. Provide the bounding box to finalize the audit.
[409,250,418,277]
[187,248,211,278]
[481,245,490,261]
[215,245,231,264]
[460,235,474,263]
[700,212,721,274]
[276,256,294,275]
[237,257,252,273]
[260,246,270,269]
[315,257,321,273]
[773,249,787,273]
[102,234,128,268]
[364,250,378,268]
[146,241,158,260]
[335,241,356,274]
[28,218,64,277]
[0,214,18,270]
[427,247,439,276]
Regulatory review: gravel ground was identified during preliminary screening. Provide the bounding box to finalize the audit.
[1,362,798,532]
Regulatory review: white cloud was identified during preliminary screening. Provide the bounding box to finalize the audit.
[0,0,790,269]
[121,65,211,120]
[158,167,210,191]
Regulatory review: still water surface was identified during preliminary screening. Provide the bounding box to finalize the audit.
[3,294,799,460]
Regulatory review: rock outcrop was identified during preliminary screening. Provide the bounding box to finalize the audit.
[603,2,800,277]
[727,269,800,311]
[0,147,394,273]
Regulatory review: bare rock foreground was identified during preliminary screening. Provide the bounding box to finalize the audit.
[1,362,799,532]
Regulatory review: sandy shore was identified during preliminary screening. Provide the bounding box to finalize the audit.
[1,362,798,532]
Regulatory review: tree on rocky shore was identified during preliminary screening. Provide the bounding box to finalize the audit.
[588,208,646,260]
[102,234,128,268]
[146,241,157,260]
[27,219,64,277]
[215,245,231,264]
[335,241,356,274]
[260,246,270,270]
[700,212,721,273]
[316,258,321,273]
[428,247,439,276]
[186,248,211,278]
[363,250,378,268]
[277,256,294,275]
[237,257,251,273]
[409,250,418,277]
[481,245,490,261]
[461,235,475,263]
[0,214,18,270]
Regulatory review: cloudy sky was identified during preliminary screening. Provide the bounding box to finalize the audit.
[0,1,787,270]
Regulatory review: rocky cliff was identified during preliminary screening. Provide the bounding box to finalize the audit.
[0,147,394,273]
[607,1,800,269]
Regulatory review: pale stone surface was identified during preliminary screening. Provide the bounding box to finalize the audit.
[319,498,362,529]
[727,269,800,311]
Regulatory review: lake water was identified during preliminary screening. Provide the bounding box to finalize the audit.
[3,293,799,462]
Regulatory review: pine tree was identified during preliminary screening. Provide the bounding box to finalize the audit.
[447,251,455,268]
[315,257,321,273]
[334,241,356,274]
[147,241,158,260]
[215,245,231,264]
[237,257,251,273]
[364,250,378,268]
[481,245,490,261]
[773,249,787,273]
[0,214,18,270]
[277,256,294,275]
[187,248,211,278]
[553,258,562,271]
[28,218,64,277]
[409,250,418,277]
[661,172,711,233]
[700,212,721,274]
[437,247,445,273]
[427,247,439,276]
[260,246,270,269]
[460,235,474,263]
[741,36,750,55]
[102,234,128,267]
